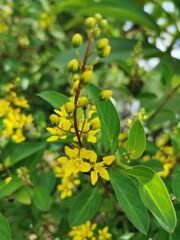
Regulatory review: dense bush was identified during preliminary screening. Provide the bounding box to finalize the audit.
[0,0,180,239]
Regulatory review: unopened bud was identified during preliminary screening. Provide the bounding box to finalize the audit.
[96,38,109,50]
[100,90,112,100]
[73,74,79,81]
[85,17,96,29]
[99,19,108,29]
[90,117,100,129]
[98,45,111,58]
[73,80,80,90]
[94,13,102,21]
[78,96,88,108]
[65,102,75,113]
[72,33,83,48]
[68,59,79,72]
[94,28,101,38]
[81,70,93,84]
[50,114,59,125]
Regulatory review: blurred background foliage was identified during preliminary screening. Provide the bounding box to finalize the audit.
[0,0,180,239]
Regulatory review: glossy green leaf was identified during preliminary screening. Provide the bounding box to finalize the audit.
[124,166,177,233]
[5,142,46,165]
[126,120,146,159]
[53,39,160,68]
[0,177,23,199]
[77,0,158,31]
[69,187,101,226]
[172,173,180,200]
[87,84,120,152]
[0,213,11,240]
[110,170,149,234]
[141,159,163,173]
[37,91,69,109]
[32,186,51,211]
[14,187,33,205]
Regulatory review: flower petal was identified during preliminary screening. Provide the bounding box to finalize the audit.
[91,170,98,185]
[47,136,59,142]
[99,168,109,181]
[103,155,115,165]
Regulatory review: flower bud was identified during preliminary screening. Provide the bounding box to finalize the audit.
[94,13,102,21]
[99,19,108,29]
[81,70,93,84]
[96,38,109,50]
[85,17,96,29]
[65,102,75,113]
[78,96,88,108]
[100,90,112,100]
[72,33,83,48]
[94,28,101,38]
[98,45,111,58]
[73,74,79,81]
[73,80,80,90]
[90,117,100,130]
[50,114,59,125]
[68,59,79,72]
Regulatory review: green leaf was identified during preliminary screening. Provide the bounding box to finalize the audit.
[53,39,160,68]
[126,120,146,159]
[110,170,149,234]
[0,213,11,240]
[172,173,180,200]
[141,159,164,173]
[32,185,51,211]
[124,166,177,233]
[69,187,101,226]
[5,142,46,166]
[87,84,120,152]
[0,177,23,199]
[77,0,159,31]
[37,91,69,109]
[14,187,33,205]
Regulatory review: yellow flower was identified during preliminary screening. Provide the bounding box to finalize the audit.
[63,147,94,176]
[54,156,80,199]
[98,226,112,240]
[90,155,115,185]
[0,83,33,143]
[69,221,97,239]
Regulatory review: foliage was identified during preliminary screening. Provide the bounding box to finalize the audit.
[0,0,180,239]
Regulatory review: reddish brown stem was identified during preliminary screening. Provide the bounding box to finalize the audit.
[73,31,94,148]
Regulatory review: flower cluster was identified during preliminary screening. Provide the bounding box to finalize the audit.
[39,11,55,29]
[68,220,112,240]
[0,79,33,143]
[154,146,176,177]
[47,14,115,198]
[143,144,177,177]
[0,2,13,33]
[54,154,80,199]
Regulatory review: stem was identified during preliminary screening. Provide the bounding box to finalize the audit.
[73,31,94,148]
[148,83,180,123]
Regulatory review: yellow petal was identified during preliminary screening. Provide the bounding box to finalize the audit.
[80,161,92,172]
[91,170,98,185]
[46,127,57,134]
[86,150,97,162]
[103,155,115,165]
[65,160,74,176]
[47,136,59,142]
[87,134,97,143]
[99,168,109,181]
[65,146,78,158]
